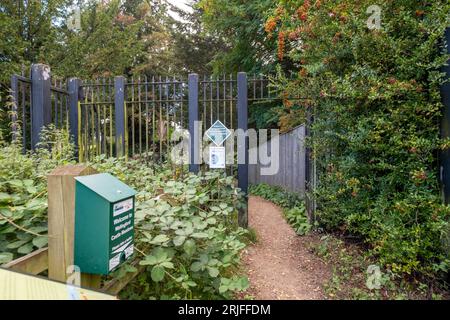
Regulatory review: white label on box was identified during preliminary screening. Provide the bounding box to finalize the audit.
[109,253,121,271]
[113,198,133,217]
[124,244,134,258]
[209,146,226,169]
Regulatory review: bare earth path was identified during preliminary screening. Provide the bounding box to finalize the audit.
[241,196,330,300]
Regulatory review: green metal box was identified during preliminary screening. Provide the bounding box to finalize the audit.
[74,173,136,275]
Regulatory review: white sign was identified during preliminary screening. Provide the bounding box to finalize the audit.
[209,147,226,169]
[113,198,133,217]
[205,120,231,146]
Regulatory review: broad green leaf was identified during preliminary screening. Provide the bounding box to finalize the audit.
[6,240,27,249]
[32,236,48,248]
[0,207,12,218]
[183,239,196,256]
[0,252,13,264]
[17,242,33,254]
[150,234,169,244]
[23,180,34,187]
[207,267,219,278]
[199,254,209,264]
[140,255,158,266]
[190,261,202,272]
[173,235,186,246]
[191,232,208,239]
[208,258,219,266]
[28,226,47,234]
[26,186,38,194]
[151,265,165,282]
[141,248,169,266]
[236,277,249,290]
[219,285,229,294]
[8,180,23,188]
[160,261,174,269]
[153,247,168,261]
[222,254,232,264]
[0,193,14,203]
[16,233,33,241]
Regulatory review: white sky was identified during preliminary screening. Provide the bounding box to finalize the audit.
[166,0,193,21]
[166,0,193,12]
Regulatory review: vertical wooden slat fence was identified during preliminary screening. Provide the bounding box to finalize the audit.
[249,125,306,195]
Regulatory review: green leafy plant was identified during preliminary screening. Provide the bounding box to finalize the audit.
[0,126,250,300]
[249,183,303,209]
[0,125,75,262]
[90,156,250,299]
[285,205,310,235]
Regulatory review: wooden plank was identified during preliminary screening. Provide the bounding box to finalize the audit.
[81,273,102,289]
[248,125,306,196]
[101,260,145,295]
[47,165,99,286]
[0,268,116,300]
[3,248,48,275]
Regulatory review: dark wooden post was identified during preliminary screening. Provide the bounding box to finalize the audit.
[237,72,248,228]
[114,76,126,157]
[440,27,450,204]
[68,78,81,159]
[31,64,51,150]
[188,73,200,173]
[10,74,19,142]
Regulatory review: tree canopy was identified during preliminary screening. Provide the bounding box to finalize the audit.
[0,0,224,81]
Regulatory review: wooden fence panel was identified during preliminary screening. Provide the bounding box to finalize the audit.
[249,125,306,195]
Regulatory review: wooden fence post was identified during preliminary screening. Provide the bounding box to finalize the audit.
[114,76,126,157]
[188,73,200,173]
[68,78,81,159]
[31,64,51,150]
[47,165,101,288]
[237,72,248,228]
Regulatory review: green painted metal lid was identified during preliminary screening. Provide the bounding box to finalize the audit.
[75,173,136,203]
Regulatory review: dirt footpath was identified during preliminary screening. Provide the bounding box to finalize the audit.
[241,196,330,300]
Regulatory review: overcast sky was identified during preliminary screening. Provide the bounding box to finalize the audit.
[166,0,192,12]
[166,0,193,21]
